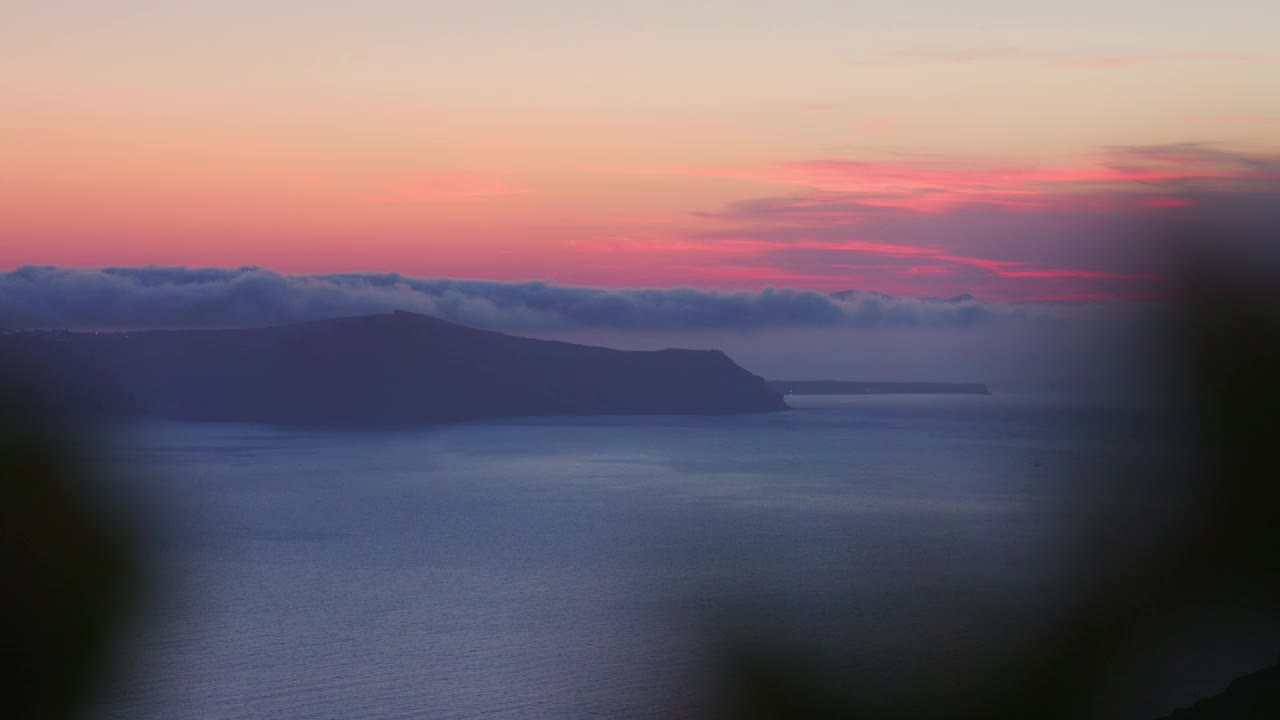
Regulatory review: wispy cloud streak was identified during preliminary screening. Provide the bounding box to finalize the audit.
[599,145,1280,298]
[608,144,1277,213]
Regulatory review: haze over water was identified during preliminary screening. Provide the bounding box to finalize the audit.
[89,393,1273,720]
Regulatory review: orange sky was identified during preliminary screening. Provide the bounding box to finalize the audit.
[4,1,1278,299]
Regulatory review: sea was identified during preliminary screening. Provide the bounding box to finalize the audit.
[89,393,1279,720]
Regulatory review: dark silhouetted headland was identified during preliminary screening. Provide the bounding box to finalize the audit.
[0,311,787,426]
[767,380,991,396]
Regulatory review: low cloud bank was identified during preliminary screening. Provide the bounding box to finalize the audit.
[1,265,1093,332]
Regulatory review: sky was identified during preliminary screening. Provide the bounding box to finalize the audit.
[4,1,1279,303]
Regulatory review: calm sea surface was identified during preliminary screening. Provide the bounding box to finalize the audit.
[89,394,1276,719]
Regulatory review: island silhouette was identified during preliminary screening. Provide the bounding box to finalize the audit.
[1,310,788,426]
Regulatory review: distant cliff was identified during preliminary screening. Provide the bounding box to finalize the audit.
[767,380,991,395]
[0,311,787,425]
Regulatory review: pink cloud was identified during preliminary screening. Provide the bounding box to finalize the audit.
[568,234,946,262]
[586,227,1153,291]
[900,265,955,276]
[609,145,1277,215]
[732,232,1163,287]
[582,145,1275,299]
[933,255,1025,272]
[991,268,1158,280]
[669,264,840,283]
[761,238,941,256]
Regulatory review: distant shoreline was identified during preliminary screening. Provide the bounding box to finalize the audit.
[766,381,991,396]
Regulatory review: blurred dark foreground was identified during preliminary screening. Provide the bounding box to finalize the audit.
[2,264,1278,720]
